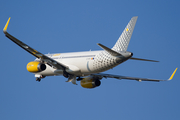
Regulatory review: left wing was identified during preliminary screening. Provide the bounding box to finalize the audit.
[3,17,68,70]
[93,68,178,82]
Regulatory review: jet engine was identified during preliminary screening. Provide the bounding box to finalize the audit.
[80,76,101,89]
[27,61,46,73]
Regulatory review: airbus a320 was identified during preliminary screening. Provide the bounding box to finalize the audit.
[3,17,177,89]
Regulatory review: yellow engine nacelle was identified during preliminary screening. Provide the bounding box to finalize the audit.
[27,61,46,73]
[80,77,101,89]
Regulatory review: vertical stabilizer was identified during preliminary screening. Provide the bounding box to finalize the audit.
[112,16,138,52]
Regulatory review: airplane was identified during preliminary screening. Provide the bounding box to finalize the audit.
[3,16,178,89]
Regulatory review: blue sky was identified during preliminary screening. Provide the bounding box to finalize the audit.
[0,0,180,120]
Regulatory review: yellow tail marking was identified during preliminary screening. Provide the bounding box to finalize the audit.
[169,68,178,80]
[3,17,11,32]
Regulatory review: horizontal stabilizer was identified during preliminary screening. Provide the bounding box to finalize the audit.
[97,43,122,56]
[130,57,159,62]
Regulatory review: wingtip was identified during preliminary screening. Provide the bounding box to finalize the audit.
[168,68,178,80]
[132,16,138,19]
[133,16,138,18]
[3,17,11,33]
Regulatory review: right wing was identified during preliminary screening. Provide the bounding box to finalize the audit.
[93,68,178,82]
[3,17,68,70]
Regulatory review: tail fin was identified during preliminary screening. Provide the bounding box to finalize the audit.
[112,16,138,52]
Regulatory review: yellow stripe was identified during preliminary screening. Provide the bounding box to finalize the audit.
[53,53,61,56]
[169,68,178,80]
[4,17,11,31]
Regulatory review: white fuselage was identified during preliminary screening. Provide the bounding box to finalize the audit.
[35,50,132,77]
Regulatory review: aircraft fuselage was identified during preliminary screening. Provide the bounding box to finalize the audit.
[35,50,132,77]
